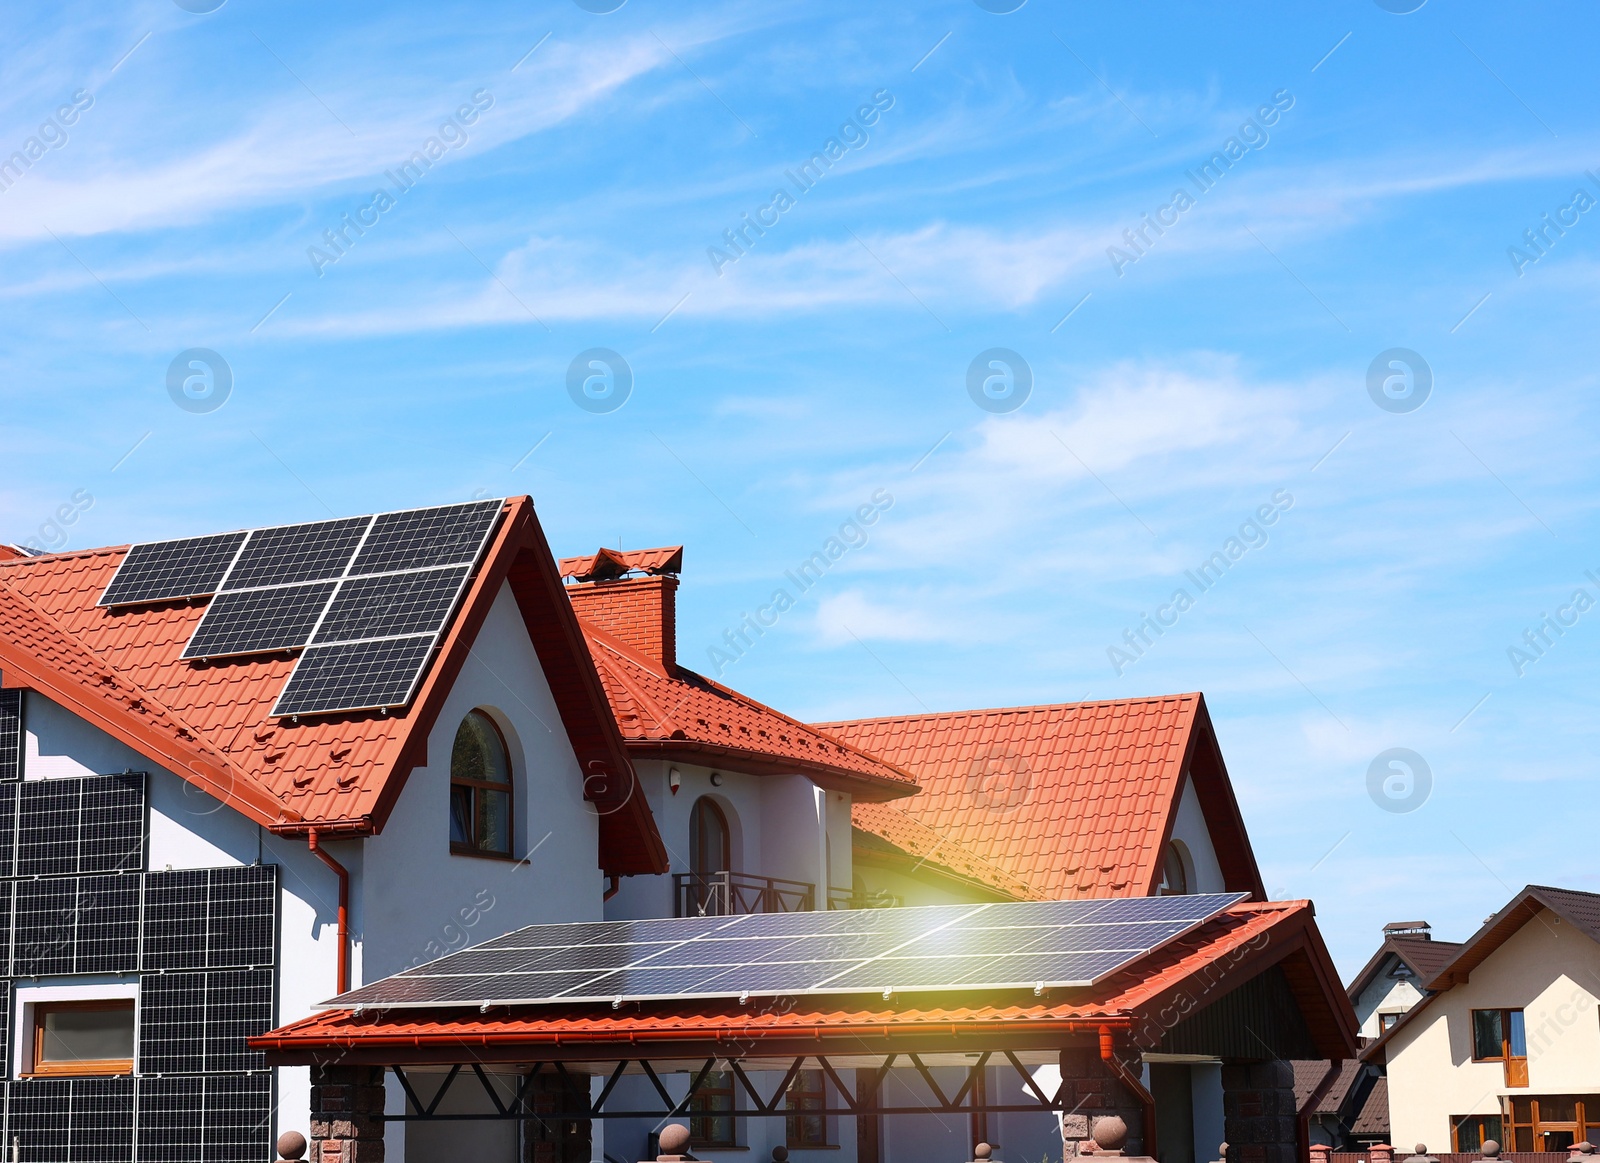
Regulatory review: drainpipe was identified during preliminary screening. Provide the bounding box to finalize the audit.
[1100,1025,1158,1159]
[308,830,350,995]
[603,874,621,902]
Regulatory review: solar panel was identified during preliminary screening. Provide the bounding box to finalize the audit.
[271,634,436,717]
[97,531,247,607]
[313,565,472,643]
[6,1077,136,1162]
[16,773,145,878]
[331,892,1246,1008]
[218,516,371,591]
[180,581,338,660]
[349,499,503,575]
[0,689,22,781]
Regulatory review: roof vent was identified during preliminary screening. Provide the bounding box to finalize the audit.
[1384,920,1431,939]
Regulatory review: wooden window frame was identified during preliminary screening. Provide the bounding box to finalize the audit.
[1450,1114,1504,1153]
[27,999,135,1078]
[1471,1007,1528,1087]
[787,1069,834,1149]
[689,1068,738,1150]
[450,711,514,860]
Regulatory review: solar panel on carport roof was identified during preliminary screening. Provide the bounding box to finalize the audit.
[328,892,1246,1008]
[97,531,248,607]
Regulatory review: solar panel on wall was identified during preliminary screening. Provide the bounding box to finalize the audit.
[334,892,1247,1008]
[15,773,146,878]
[0,689,22,781]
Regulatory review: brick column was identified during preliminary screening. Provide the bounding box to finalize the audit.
[1222,1062,1296,1163]
[1057,1048,1150,1156]
[311,1064,386,1163]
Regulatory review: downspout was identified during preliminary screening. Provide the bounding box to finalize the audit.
[1297,1059,1343,1163]
[603,874,621,902]
[1100,1025,1158,1159]
[308,830,351,995]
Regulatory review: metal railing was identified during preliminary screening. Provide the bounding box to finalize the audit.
[673,871,815,917]
[827,886,902,910]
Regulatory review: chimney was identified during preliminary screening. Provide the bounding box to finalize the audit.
[558,546,684,669]
[1384,921,1431,940]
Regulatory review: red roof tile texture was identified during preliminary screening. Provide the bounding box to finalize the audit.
[255,900,1355,1062]
[580,622,915,798]
[851,800,1043,901]
[820,695,1262,901]
[0,499,667,873]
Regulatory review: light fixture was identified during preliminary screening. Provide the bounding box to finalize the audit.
[710,771,723,787]
[669,767,681,795]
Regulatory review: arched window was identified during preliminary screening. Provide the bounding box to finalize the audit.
[1158,840,1191,896]
[450,710,512,857]
[689,797,730,878]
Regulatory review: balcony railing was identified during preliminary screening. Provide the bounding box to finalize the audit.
[673,871,815,917]
[827,886,902,910]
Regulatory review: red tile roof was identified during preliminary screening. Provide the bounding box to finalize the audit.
[581,623,916,799]
[0,498,666,874]
[851,800,1043,901]
[252,899,1358,1063]
[558,546,682,581]
[819,695,1263,901]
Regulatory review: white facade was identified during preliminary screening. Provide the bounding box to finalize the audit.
[1386,912,1600,1149]
[1352,956,1428,1039]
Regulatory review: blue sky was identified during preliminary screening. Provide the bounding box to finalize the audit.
[2,0,1597,976]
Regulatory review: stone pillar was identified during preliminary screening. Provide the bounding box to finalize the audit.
[1221,1062,1296,1163]
[311,1064,387,1163]
[1370,1146,1394,1163]
[1057,1048,1150,1156]
[1309,1144,1333,1163]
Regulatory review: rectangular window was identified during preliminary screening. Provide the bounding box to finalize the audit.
[787,1070,832,1149]
[1451,1115,1503,1153]
[28,1000,135,1077]
[689,1069,737,1150]
[1472,1008,1528,1086]
[1379,1012,1401,1033]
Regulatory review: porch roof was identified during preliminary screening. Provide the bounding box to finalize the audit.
[252,899,1358,1067]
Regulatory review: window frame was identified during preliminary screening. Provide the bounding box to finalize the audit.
[1157,840,1191,896]
[786,1069,834,1149]
[1471,1007,1528,1088]
[26,999,135,1078]
[449,710,515,860]
[689,1068,739,1150]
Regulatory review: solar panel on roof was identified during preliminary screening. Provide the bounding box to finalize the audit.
[271,634,436,717]
[349,500,503,575]
[181,581,338,660]
[330,892,1245,1009]
[218,516,372,591]
[97,531,248,607]
[312,565,471,643]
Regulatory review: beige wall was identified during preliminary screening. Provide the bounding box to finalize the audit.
[1387,910,1600,1149]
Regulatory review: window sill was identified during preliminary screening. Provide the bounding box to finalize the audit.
[449,844,517,862]
[24,1063,133,1078]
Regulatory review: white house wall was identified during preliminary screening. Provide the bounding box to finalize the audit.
[1353,956,1427,1037]
[1386,912,1600,1148]
[1170,776,1226,894]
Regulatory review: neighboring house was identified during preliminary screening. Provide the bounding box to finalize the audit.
[1291,921,1465,1149]
[1365,885,1600,1153]
[0,498,667,1160]
[1347,921,1462,1039]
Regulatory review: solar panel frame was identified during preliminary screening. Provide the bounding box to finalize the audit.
[180,581,339,661]
[330,893,1246,1008]
[348,499,504,576]
[0,689,23,781]
[270,634,438,717]
[216,515,373,591]
[97,531,249,608]
[310,564,473,645]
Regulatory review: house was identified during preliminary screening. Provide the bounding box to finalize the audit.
[0,497,667,1159]
[1289,921,1464,1149]
[254,548,1360,1163]
[1364,885,1600,1153]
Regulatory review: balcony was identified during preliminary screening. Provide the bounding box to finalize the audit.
[827,886,902,910]
[673,871,815,917]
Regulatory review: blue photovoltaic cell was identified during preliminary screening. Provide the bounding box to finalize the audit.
[330,892,1245,1008]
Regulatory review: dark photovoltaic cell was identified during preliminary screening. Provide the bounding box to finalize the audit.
[334,893,1246,1008]
[6,1076,136,1163]
[350,499,503,575]
[140,969,273,1075]
[16,773,146,878]
[218,516,372,591]
[272,634,435,717]
[180,581,338,660]
[0,782,18,878]
[0,688,22,781]
[142,865,277,971]
[97,531,248,607]
[313,565,471,643]
[13,873,140,977]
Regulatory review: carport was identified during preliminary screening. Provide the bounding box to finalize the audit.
[253,898,1357,1163]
